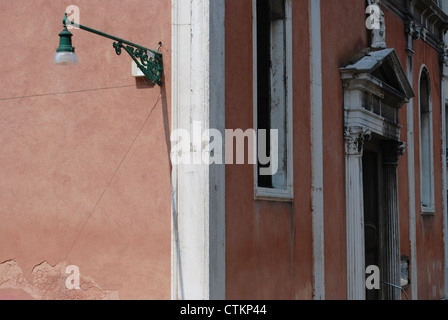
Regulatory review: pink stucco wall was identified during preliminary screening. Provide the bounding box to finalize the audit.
[1,0,446,301]
[0,0,172,300]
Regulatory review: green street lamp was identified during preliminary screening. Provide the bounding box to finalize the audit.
[54,25,78,66]
[54,13,163,86]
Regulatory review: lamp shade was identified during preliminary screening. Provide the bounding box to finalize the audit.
[54,28,78,65]
[53,51,78,65]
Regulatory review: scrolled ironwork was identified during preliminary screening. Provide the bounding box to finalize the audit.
[113,42,122,56]
[113,41,163,86]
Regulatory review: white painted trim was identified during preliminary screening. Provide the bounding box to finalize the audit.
[252,0,258,200]
[171,0,226,300]
[405,49,418,299]
[418,65,436,215]
[309,0,325,300]
[443,97,448,298]
[252,0,294,202]
[441,44,448,297]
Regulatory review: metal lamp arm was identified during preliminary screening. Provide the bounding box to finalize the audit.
[63,13,163,86]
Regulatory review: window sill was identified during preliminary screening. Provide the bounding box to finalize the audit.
[421,206,435,216]
[254,187,293,202]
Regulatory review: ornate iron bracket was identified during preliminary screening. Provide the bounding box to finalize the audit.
[113,42,163,86]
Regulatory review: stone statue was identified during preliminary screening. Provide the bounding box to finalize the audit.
[368,0,386,49]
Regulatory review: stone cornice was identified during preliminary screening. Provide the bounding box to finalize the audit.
[380,0,448,54]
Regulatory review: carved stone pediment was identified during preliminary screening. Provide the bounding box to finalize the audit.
[340,48,415,141]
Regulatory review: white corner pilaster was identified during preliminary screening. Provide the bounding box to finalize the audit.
[442,35,448,300]
[405,35,418,300]
[309,0,325,300]
[171,0,226,300]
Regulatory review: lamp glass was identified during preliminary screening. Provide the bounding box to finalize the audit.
[54,51,78,66]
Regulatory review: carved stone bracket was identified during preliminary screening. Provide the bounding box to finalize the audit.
[344,127,372,156]
[382,140,406,165]
[405,20,422,40]
[441,44,448,67]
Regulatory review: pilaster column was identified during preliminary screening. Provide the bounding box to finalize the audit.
[381,140,405,300]
[405,17,419,300]
[345,127,371,300]
[171,0,226,300]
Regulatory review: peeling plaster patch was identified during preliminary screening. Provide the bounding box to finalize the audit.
[0,260,119,300]
[0,260,28,291]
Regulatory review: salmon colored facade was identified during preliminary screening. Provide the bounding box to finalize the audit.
[225,0,448,300]
[1,0,448,300]
[0,0,172,300]
[225,0,314,299]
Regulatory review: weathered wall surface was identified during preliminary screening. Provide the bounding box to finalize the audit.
[225,0,446,300]
[383,6,446,300]
[225,0,313,299]
[411,38,445,300]
[0,0,172,300]
[320,0,369,299]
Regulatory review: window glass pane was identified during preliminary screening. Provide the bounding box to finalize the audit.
[420,70,434,209]
[255,0,291,194]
